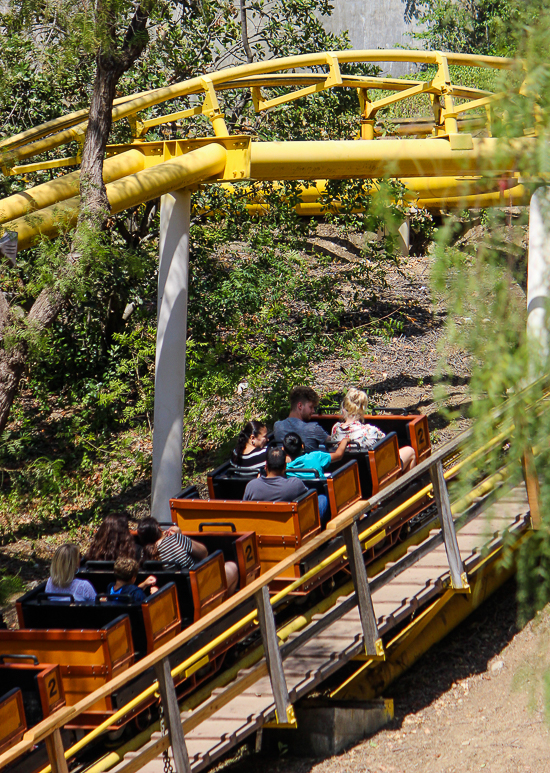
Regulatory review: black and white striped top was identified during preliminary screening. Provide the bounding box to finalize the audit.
[158,533,194,569]
[232,447,267,470]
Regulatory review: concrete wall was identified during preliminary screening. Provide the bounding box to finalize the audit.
[323,0,424,76]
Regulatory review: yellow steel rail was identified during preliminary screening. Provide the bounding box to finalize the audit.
[0,49,533,251]
[1,50,514,160]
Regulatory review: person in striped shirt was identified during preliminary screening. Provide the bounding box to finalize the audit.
[231,420,268,469]
[137,518,239,593]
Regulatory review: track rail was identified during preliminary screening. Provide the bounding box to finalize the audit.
[0,49,532,250]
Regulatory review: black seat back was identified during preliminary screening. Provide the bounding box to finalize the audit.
[78,554,224,628]
[207,461,260,500]
[17,582,149,657]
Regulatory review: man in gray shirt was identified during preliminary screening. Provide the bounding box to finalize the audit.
[243,447,308,502]
[274,386,330,452]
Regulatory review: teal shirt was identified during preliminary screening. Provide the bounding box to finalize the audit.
[286,451,332,479]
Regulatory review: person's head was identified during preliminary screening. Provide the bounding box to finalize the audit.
[137,517,163,546]
[50,544,80,589]
[289,386,319,421]
[231,420,268,465]
[266,446,286,476]
[283,432,305,461]
[137,517,164,561]
[87,512,135,562]
[341,388,369,422]
[114,557,139,585]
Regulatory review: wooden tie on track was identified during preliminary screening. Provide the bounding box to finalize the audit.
[115,484,530,773]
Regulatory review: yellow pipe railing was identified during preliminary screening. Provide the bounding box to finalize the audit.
[1,50,515,166]
[4,144,227,249]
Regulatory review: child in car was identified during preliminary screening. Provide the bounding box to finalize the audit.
[107,557,157,603]
[283,432,349,528]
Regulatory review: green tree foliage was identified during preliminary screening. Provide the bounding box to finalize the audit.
[1,0,419,530]
[427,2,550,632]
[406,0,516,56]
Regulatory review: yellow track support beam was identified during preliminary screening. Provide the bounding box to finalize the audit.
[420,183,529,210]
[0,149,146,225]
[4,143,226,250]
[249,137,526,181]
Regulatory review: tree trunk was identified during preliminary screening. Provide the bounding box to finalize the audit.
[79,60,123,221]
[0,7,150,435]
[0,284,67,433]
[240,0,254,63]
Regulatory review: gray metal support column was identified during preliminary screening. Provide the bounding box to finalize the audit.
[152,189,191,524]
[155,657,191,773]
[527,187,550,366]
[430,460,467,589]
[344,521,383,657]
[255,585,295,725]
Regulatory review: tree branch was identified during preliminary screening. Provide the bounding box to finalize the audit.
[240,0,254,63]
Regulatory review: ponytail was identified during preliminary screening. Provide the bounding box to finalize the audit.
[231,420,266,465]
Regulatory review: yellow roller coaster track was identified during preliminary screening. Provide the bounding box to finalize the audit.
[0,49,534,251]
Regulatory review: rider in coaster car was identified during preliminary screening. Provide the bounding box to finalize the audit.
[243,446,308,502]
[137,517,239,595]
[274,386,331,452]
[85,511,141,563]
[331,388,417,472]
[231,420,268,470]
[107,557,157,602]
[46,543,96,602]
[283,432,349,528]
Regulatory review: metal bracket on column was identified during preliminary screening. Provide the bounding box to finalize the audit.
[344,521,385,658]
[255,585,296,728]
[430,460,469,592]
[154,657,191,773]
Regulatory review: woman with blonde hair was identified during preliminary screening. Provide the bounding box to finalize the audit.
[45,544,96,602]
[331,388,417,472]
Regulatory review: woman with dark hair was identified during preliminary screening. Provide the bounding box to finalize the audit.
[231,420,268,469]
[86,513,140,562]
[137,517,239,593]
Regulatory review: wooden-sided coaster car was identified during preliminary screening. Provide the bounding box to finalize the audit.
[207,459,362,518]
[16,583,181,659]
[182,530,261,589]
[170,489,321,582]
[0,655,65,728]
[0,617,134,728]
[78,550,235,627]
[313,412,432,467]
[0,687,27,754]
[314,412,434,526]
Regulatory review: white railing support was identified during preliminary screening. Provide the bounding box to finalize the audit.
[152,189,191,524]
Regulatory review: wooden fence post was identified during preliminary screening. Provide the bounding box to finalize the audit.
[44,729,69,773]
[430,460,468,589]
[255,585,295,725]
[523,447,542,529]
[154,657,191,773]
[344,521,384,657]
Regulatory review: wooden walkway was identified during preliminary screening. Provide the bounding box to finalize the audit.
[118,484,530,773]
